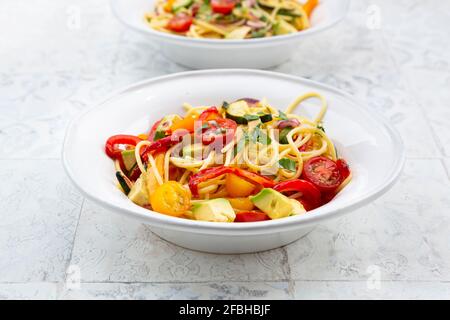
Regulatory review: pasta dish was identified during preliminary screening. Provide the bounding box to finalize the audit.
[144,0,318,39]
[105,92,351,222]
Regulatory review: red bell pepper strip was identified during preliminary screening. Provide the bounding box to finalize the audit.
[141,129,190,161]
[105,135,142,159]
[148,120,162,141]
[189,166,275,197]
[235,211,270,222]
[273,179,322,211]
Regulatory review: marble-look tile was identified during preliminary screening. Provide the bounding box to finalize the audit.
[294,281,450,300]
[59,281,292,300]
[0,283,58,300]
[0,160,83,282]
[69,201,290,282]
[275,0,439,158]
[287,159,450,281]
[443,159,450,182]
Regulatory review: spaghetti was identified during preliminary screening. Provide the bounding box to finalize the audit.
[105,92,352,223]
[144,0,319,39]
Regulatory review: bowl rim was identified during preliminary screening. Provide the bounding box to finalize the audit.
[110,0,350,46]
[62,69,405,235]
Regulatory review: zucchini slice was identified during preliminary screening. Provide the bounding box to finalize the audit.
[226,100,251,124]
[116,171,132,195]
[225,101,273,124]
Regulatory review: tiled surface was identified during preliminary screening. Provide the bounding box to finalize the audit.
[0,0,449,299]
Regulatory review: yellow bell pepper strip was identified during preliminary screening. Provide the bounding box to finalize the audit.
[303,0,319,17]
[228,197,255,211]
[189,166,275,197]
[226,174,256,197]
[170,112,199,133]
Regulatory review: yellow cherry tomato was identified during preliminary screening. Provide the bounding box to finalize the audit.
[150,181,191,217]
[225,173,256,197]
[228,197,255,211]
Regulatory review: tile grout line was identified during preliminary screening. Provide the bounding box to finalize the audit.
[57,198,85,299]
[440,158,450,181]
[2,279,450,285]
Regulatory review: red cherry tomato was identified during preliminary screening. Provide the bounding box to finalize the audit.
[273,179,322,211]
[302,156,342,192]
[105,135,142,159]
[142,129,190,159]
[198,106,222,122]
[235,211,270,222]
[211,0,235,14]
[167,13,193,33]
[200,118,237,146]
[336,159,351,181]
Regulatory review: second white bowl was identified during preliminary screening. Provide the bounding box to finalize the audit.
[111,0,350,69]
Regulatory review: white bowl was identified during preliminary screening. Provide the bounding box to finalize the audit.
[110,0,350,69]
[63,69,404,253]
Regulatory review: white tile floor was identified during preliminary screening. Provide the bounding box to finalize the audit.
[0,0,449,299]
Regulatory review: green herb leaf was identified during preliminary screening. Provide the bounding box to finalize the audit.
[278,110,288,120]
[279,158,296,172]
[222,101,230,110]
[251,124,271,145]
[244,114,260,122]
[234,132,249,155]
[153,131,166,141]
[279,127,292,144]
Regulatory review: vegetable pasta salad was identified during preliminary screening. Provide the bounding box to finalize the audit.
[145,0,319,39]
[105,92,351,223]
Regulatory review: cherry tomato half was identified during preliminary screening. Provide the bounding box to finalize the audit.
[273,179,322,211]
[167,13,193,33]
[302,156,342,192]
[105,135,142,159]
[211,0,235,14]
[198,106,222,122]
[235,211,270,222]
[200,118,237,146]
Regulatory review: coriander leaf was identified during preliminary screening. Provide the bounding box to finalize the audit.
[251,124,271,145]
[234,132,249,155]
[153,131,166,141]
[278,110,288,120]
[244,114,260,122]
[278,158,296,172]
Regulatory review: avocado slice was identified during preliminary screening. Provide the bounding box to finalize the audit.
[128,175,150,207]
[273,19,297,35]
[290,199,306,215]
[192,198,236,222]
[225,26,251,39]
[121,149,137,172]
[250,188,294,219]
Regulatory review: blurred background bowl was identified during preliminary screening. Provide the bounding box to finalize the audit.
[111,0,350,69]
